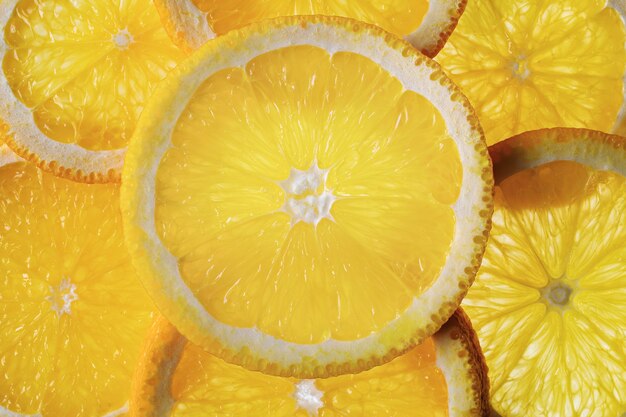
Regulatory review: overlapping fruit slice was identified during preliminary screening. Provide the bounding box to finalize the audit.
[436,0,626,145]
[122,15,492,378]
[463,128,626,416]
[154,0,466,56]
[0,152,154,417]
[131,310,488,417]
[0,0,185,182]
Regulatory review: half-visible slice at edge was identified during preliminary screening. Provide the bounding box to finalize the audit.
[0,0,185,182]
[154,0,466,57]
[131,309,490,417]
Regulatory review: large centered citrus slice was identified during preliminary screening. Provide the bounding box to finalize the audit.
[463,128,626,416]
[0,0,185,182]
[436,0,626,145]
[0,156,154,416]
[131,310,489,417]
[155,0,466,57]
[122,16,493,378]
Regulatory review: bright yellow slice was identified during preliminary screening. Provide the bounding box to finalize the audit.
[121,16,493,378]
[131,310,488,417]
[436,0,626,145]
[0,154,154,417]
[0,0,185,182]
[463,128,626,417]
[155,0,466,57]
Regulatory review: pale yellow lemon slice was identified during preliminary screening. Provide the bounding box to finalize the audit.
[121,16,493,378]
[0,154,154,416]
[155,0,466,57]
[131,310,489,417]
[0,0,185,182]
[463,128,626,416]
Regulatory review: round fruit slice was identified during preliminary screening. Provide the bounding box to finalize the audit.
[0,0,185,183]
[463,128,626,416]
[436,0,626,145]
[122,15,493,378]
[155,0,466,57]
[131,309,489,417]
[0,158,154,416]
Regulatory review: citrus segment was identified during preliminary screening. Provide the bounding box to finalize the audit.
[0,159,154,417]
[436,0,626,145]
[463,128,626,416]
[154,0,466,57]
[156,44,460,344]
[0,0,185,182]
[130,310,489,417]
[122,16,492,377]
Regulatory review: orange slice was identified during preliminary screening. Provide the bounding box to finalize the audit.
[131,310,489,417]
[121,16,493,378]
[463,128,626,416]
[0,0,185,182]
[436,0,626,145]
[154,0,466,57]
[0,156,154,416]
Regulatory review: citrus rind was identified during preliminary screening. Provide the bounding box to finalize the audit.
[154,0,467,57]
[122,15,493,378]
[130,309,490,417]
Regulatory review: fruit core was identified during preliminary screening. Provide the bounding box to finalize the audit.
[541,279,574,310]
[112,28,133,49]
[279,162,336,226]
[511,55,530,80]
[46,277,78,317]
[293,380,324,416]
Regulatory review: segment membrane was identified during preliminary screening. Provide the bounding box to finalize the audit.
[156,45,461,343]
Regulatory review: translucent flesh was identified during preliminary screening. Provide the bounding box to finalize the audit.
[3,0,185,150]
[0,162,154,416]
[155,45,460,344]
[193,0,428,37]
[436,0,626,145]
[463,160,626,416]
[170,336,447,417]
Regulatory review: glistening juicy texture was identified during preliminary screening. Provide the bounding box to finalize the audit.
[0,0,185,181]
[436,0,626,145]
[463,129,626,416]
[130,311,490,417]
[155,45,461,345]
[0,161,154,417]
[122,15,492,378]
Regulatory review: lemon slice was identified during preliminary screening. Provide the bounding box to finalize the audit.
[436,0,626,145]
[122,15,493,378]
[131,310,488,417]
[0,157,154,416]
[155,0,466,57]
[0,0,185,182]
[463,128,626,416]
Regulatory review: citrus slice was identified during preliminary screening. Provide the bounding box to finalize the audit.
[121,16,493,378]
[0,0,185,183]
[0,158,154,416]
[154,0,466,57]
[131,309,488,417]
[463,128,626,416]
[435,0,626,145]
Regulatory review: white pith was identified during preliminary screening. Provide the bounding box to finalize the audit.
[279,162,335,226]
[406,0,465,55]
[123,19,489,370]
[0,1,126,178]
[46,277,78,317]
[293,380,324,416]
[112,28,133,49]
